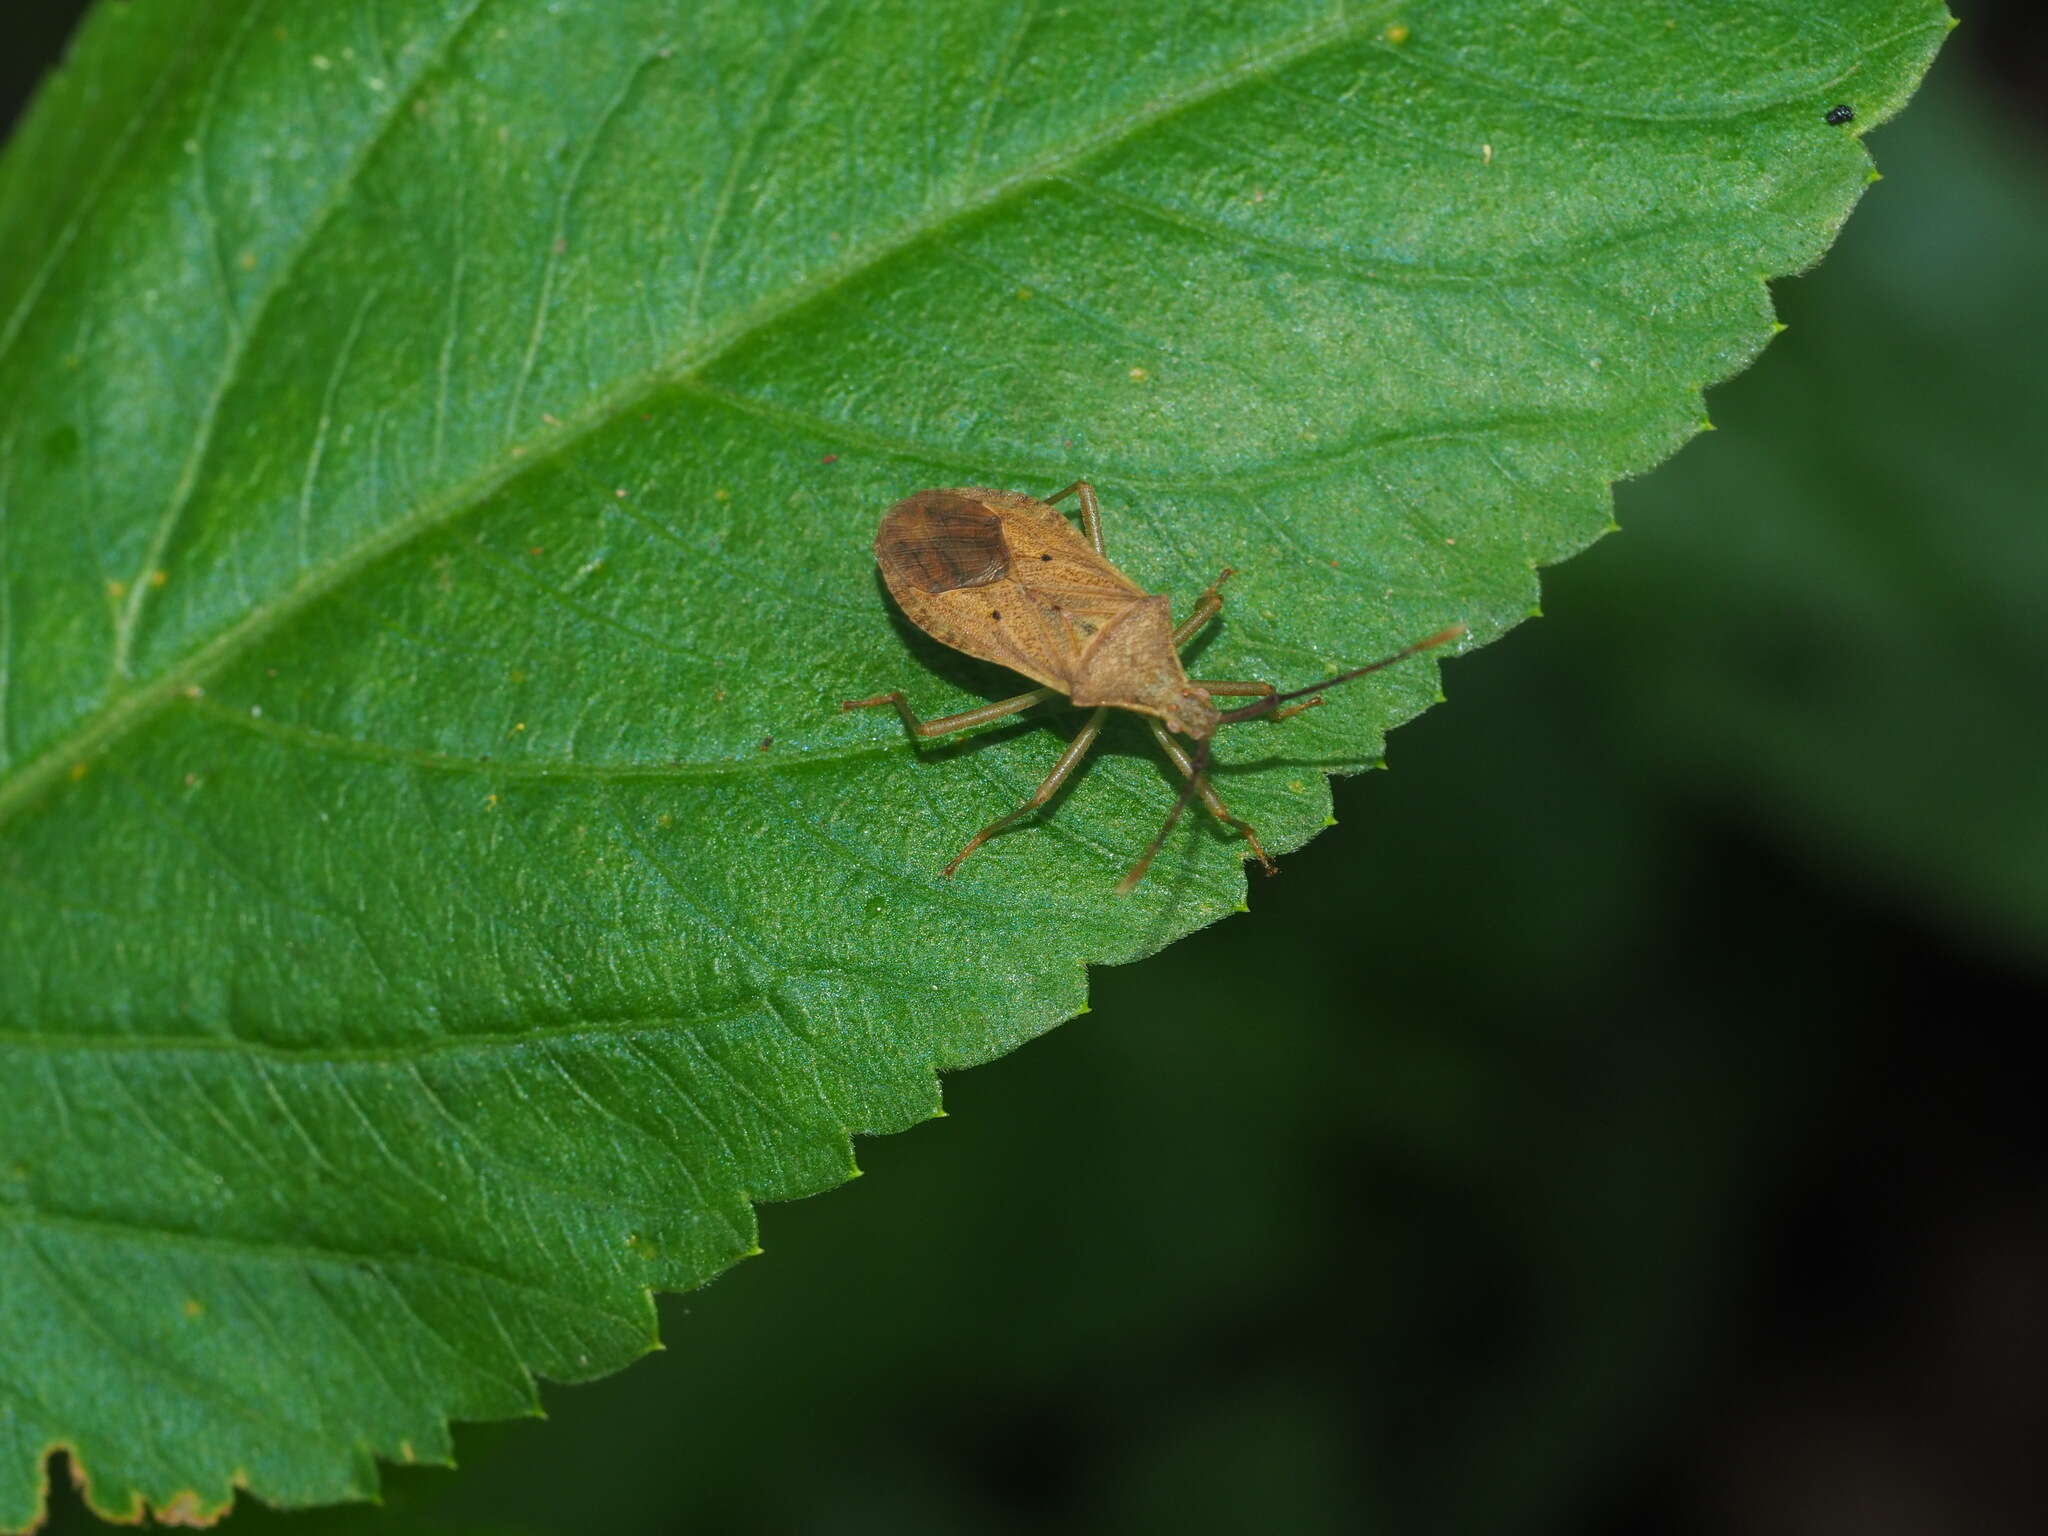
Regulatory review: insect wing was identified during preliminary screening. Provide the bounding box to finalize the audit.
[875,492,1010,595]
[874,490,1146,695]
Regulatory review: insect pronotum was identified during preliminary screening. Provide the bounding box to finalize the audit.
[844,481,1465,892]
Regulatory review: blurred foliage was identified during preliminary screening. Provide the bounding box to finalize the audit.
[1572,69,2048,962]
[36,52,2040,1536]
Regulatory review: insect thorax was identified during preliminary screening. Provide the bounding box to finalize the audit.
[1069,595,1218,737]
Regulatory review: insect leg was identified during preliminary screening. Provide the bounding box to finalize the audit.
[1142,719,1275,874]
[1172,568,1236,648]
[842,686,1054,739]
[942,706,1110,876]
[1190,679,1324,723]
[1043,480,1106,554]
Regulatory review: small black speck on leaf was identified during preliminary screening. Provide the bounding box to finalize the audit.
[1825,103,1855,126]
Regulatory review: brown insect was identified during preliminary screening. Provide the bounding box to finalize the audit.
[844,481,1464,891]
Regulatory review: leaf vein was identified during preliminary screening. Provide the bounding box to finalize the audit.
[104,0,495,684]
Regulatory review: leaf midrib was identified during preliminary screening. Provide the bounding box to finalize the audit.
[0,2,1395,834]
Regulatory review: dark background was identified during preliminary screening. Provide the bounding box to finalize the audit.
[12,5,2046,1533]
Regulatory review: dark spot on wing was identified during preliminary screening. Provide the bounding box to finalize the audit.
[877,492,1011,593]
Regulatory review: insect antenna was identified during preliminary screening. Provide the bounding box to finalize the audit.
[1117,621,1467,894]
[1215,623,1467,726]
[1115,733,1216,896]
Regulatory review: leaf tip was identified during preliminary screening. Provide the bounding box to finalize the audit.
[38,1446,242,1533]
[149,1485,235,1528]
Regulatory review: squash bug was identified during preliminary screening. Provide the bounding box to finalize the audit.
[844,481,1464,891]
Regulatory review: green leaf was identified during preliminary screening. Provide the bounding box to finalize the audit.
[0,0,1946,1524]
